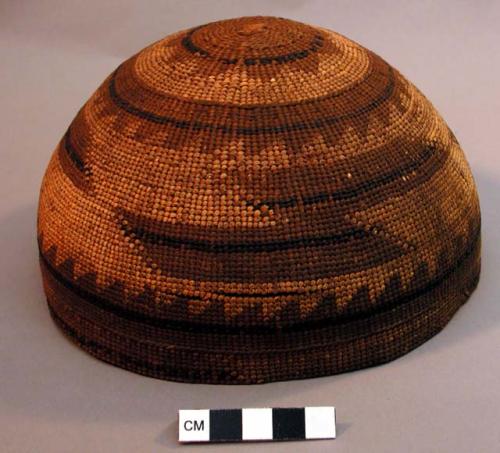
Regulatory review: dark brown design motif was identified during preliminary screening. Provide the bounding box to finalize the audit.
[37,16,481,384]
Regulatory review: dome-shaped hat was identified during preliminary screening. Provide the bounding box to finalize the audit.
[37,16,481,384]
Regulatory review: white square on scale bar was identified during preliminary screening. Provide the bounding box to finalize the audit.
[178,409,210,442]
[305,406,336,439]
[242,408,273,440]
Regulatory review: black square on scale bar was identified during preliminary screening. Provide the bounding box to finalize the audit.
[272,408,306,440]
[209,409,242,441]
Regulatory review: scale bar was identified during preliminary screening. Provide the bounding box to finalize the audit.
[179,406,336,443]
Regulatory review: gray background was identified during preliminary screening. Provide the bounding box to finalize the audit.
[1,1,499,452]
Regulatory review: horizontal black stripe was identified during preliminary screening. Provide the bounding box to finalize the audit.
[63,128,86,173]
[48,305,234,383]
[182,24,324,66]
[38,223,480,335]
[120,143,442,253]
[121,224,369,252]
[180,26,208,56]
[108,66,395,136]
[251,144,439,210]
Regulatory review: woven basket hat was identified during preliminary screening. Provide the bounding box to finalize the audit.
[38,16,481,384]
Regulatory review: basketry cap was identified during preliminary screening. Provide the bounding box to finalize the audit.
[37,16,481,384]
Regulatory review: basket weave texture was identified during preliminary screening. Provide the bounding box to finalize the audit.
[37,16,481,384]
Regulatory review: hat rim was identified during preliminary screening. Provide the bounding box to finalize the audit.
[40,233,480,384]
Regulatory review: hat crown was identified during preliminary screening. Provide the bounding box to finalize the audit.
[132,15,373,106]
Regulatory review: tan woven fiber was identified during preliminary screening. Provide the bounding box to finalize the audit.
[37,16,481,384]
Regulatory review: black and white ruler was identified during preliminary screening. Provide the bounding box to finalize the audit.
[178,406,336,443]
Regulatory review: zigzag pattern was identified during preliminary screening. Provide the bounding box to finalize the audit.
[38,215,479,330]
